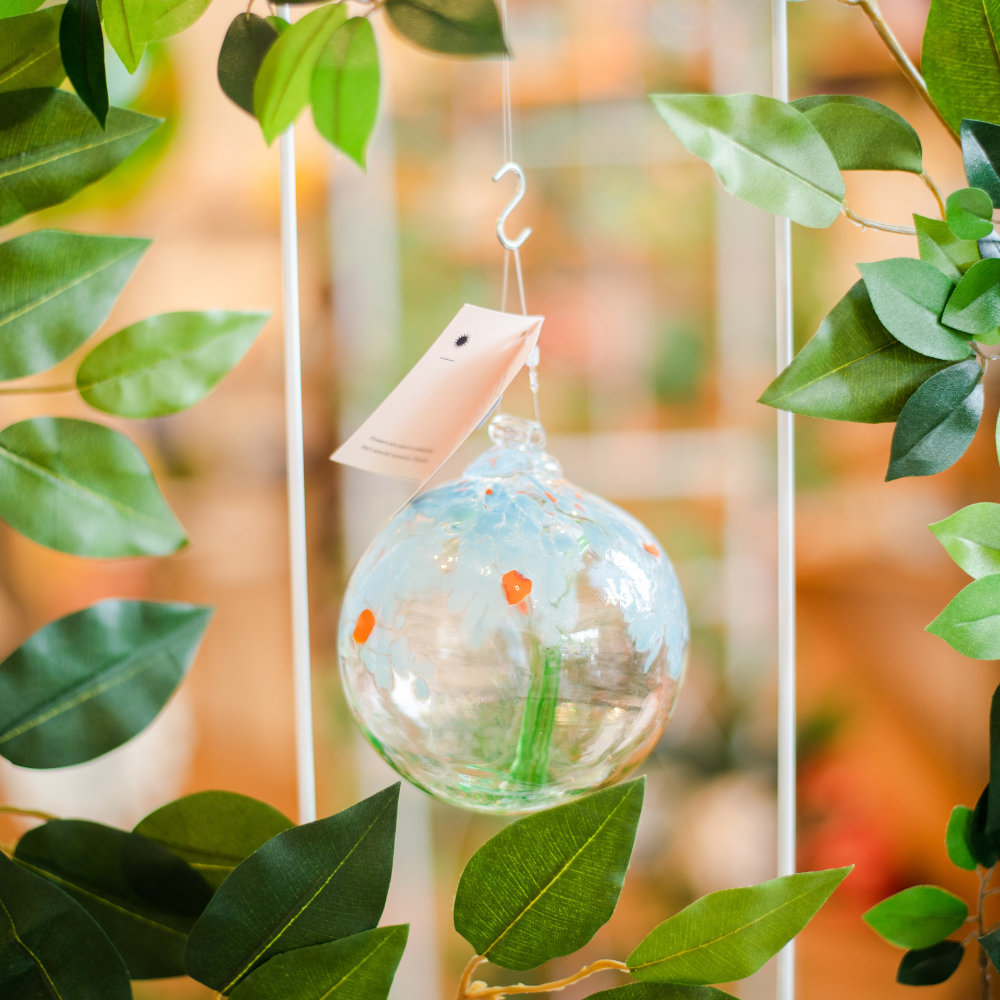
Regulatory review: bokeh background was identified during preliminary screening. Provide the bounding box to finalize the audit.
[0,0,994,996]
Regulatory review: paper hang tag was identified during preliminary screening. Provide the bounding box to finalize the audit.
[331,304,544,489]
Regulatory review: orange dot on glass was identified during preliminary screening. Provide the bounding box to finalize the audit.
[643,543,660,557]
[485,488,493,495]
[353,608,375,644]
[501,570,532,605]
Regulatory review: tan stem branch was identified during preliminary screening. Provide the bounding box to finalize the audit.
[464,960,629,1000]
[843,204,917,235]
[0,383,75,396]
[0,805,59,821]
[456,956,487,1000]
[920,171,946,219]
[838,0,959,145]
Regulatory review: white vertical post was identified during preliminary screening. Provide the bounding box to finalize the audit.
[277,2,317,827]
[772,0,796,997]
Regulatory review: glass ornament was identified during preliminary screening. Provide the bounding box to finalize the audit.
[338,413,689,813]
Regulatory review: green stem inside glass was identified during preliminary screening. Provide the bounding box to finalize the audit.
[510,634,561,785]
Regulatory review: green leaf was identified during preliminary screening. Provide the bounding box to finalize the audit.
[588,988,739,1000]
[945,805,977,870]
[253,3,346,145]
[971,786,1000,866]
[0,230,149,381]
[1,0,45,15]
[384,0,507,55]
[454,778,644,971]
[0,88,160,224]
[980,928,1000,972]
[857,258,972,360]
[942,257,1000,334]
[0,417,187,557]
[927,574,1000,658]
[649,93,844,228]
[134,790,294,890]
[0,6,66,93]
[885,359,982,481]
[60,0,107,127]
[758,280,953,421]
[0,850,131,998]
[311,16,379,168]
[15,819,212,978]
[929,502,1000,578]
[789,95,921,173]
[897,941,965,985]
[0,598,211,767]
[227,926,409,1000]
[923,0,1000,134]
[628,868,850,984]
[218,13,279,116]
[266,14,290,33]
[136,0,212,43]
[915,213,981,282]
[185,784,399,993]
[102,0,144,73]
[947,187,995,240]
[962,119,1000,207]
[77,310,269,418]
[864,886,968,949]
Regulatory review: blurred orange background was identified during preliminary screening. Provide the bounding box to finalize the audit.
[0,0,994,997]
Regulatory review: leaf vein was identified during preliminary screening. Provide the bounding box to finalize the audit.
[0,440,173,535]
[221,797,394,993]
[483,783,638,957]
[630,884,827,972]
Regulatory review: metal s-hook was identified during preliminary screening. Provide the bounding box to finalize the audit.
[493,162,532,250]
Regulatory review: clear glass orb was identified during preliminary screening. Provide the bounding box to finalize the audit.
[338,413,689,813]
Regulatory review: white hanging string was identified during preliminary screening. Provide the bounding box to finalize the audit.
[277,2,317,826]
[772,0,796,997]
[497,0,539,423]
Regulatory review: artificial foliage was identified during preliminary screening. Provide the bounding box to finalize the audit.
[0,0,991,993]
[857,685,1000,990]
[0,769,850,994]
[649,0,1000,993]
[650,0,1000,538]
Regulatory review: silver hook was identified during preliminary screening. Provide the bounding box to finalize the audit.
[493,162,532,251]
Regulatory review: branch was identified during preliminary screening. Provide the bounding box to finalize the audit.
[843,204,917,235]
[838,0,960,146]
[0,805,59,821]
[456,956,487,1000]
[463,960,629,1000]
[920,172,946,219]
[0,383,75,396]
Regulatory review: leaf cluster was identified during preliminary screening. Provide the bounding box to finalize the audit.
[1,783,407,997]
[649,76,1000,491]
[756,119,1000,486]
[217,0,507,166]
[2,772,849,998]
[450,778,850,1000]
[0,7,277,805]
[862,682,1000,986]
[648,7,1000,993]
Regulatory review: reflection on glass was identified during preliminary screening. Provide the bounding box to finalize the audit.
[339,413,689,812]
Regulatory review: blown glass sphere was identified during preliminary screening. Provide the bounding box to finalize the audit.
[338,413,689,813]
